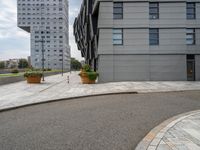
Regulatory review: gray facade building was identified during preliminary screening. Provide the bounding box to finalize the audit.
[17,0,70,70]
[74,0,200,82]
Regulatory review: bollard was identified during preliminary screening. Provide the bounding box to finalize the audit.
[67,75,69,84]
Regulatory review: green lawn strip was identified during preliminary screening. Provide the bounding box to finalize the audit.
[45,70,62,73]
[0,70,63,78]
[0,73,24,78]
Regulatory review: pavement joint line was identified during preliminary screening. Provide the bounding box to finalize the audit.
[0,91,138,113]
[39,79,68,93]
[135,109,200,150]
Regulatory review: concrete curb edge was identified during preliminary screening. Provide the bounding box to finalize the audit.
[1,90,200,113]
[0,91,138,113]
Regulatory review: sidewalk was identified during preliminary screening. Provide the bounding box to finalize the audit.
[136,110,200,150]
[0,71,200,111]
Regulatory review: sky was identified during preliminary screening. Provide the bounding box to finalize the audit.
[0,0,82,61]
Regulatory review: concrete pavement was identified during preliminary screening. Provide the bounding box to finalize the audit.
[0,92,200,150]
[0,71,200,111]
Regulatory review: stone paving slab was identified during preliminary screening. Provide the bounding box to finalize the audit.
[0,71,200,111]
[135,110,200,150]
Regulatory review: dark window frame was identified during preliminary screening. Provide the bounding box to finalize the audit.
[186,28,196,45]
[149,2,159,20]
[186,2,196,20]
[113,28,123,45]
[113,2,123,20]
[149,28,159,45]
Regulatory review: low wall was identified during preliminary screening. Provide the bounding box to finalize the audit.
[0,72,65,86]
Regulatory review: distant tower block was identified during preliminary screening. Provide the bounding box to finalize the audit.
[17,0,71,70]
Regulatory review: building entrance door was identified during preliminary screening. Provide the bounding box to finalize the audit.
[187,55,195,81]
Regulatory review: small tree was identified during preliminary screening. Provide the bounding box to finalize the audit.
[0,61,5,69]
[18,59,29,69]
[71,58,82,71]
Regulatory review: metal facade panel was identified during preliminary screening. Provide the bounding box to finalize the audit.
[150,55,187,81]
[98,54,188,82]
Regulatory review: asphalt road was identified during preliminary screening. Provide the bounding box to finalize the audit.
[0,91,200,150]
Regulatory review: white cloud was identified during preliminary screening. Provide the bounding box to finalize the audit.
[0,49,30,61]
[69,0,83,61]
[16,30,30,38]
[69,7,79,17]
[0,0,83,61]
[69,24,82,61]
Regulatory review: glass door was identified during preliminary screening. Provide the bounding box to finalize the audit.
[187,60,195,81]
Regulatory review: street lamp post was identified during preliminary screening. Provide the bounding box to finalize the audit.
[62,49,64,76]
[41,37,45,81]
[40,5,45,81]
[36,36,45,81]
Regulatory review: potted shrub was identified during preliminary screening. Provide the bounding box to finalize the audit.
[24,70,43,84]
[79,64,99,84]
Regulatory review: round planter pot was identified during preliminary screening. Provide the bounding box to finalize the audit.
[26,76,42,84]
[80,72,96,84]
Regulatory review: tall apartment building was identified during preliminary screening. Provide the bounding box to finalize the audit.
[17,0,70,70]
[74,0,200,82]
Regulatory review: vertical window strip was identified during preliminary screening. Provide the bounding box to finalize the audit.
[113,29,123,45]
[113,2,123,19]
[149,28,159,45]
[187,2,196,19]
[149,2,159,19]
[186,28,195,45]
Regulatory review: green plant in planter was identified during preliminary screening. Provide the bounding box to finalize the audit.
[87,71,99,80]
[80,64,99,80]
[24,70,43,78]
[82,64,91,72]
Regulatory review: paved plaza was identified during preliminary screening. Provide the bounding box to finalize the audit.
[136,110,200,150]
[0,71,200,111]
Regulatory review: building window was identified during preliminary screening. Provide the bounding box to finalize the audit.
[149,2,159,19]
[186,29,195,45]
[113,2,123,19]
[149,28,159,45]
[113,29,123,45]
[187,3,196,19]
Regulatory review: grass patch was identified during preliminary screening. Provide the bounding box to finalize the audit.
[45,70,63,73]
[0,70,63,78]
[0,73,23,78]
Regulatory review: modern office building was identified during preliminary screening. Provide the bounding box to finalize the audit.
[74,0,200,82]
[17,0,70,70]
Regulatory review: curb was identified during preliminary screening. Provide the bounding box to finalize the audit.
[1,90,200,113]
[135,109,200,150]
[0,91,138,113]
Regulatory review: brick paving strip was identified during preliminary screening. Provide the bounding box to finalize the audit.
[135,110,200,150]
[0,71,200,111]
